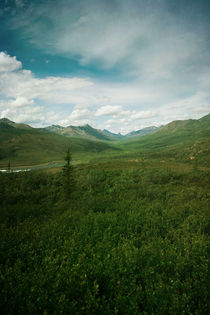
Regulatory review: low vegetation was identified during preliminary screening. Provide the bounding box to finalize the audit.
[0,159,209,314]
[0,114,209,313]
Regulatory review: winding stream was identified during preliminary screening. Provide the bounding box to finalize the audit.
[0,162,65,173]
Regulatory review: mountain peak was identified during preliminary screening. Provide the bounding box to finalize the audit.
[0,117,14,124]
[81,123,91,128]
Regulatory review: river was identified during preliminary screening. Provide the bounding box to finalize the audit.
[0,162,65,173]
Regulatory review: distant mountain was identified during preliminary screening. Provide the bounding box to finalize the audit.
[45,124,114,141]
[103,129,124,139]
[45,124,65,133]
[45,123,159,140]
[125,126,160,138]
[0,118,32,130]
[0,118,120,166]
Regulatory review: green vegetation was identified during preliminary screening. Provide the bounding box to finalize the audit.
[0,119,119,166]
[0,160,209,314]
[62,148,74,197]
[116,114,210,167]
[0,114,209,313]
[0,114,209,168]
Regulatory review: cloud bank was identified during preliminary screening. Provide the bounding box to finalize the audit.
[8,0,210,79]
[0,51,209,133]
[0,52,22,72]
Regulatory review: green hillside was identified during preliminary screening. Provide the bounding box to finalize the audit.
[0,119,120,167]
[1,114,209,167]
[117,114,210,166]
[125,126,160,138]
[0,118,33,130]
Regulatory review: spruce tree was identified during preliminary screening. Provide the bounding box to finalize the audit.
[7,161,11,173]
[62,147,73,197]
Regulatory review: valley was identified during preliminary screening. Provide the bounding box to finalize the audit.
[0,114,209,314]
[0,114,209,169]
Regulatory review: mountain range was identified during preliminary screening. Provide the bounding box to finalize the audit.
[0,118,120,166]
[0,114,209,166]
[44,123,161,141]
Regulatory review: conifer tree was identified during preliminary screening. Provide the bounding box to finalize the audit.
[62,147,73,197]
[7,161,11,173]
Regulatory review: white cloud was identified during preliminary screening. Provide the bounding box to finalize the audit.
[95,106,158,126]
[103,110,159,134]
[11,0,209,84]
[56,107,91,127]
[0,54,93,108]
[104,118,141,135]
[95,105,124,117]
[0,105,44,124]
[69,108,90,121]
[160,92,210,121]
[0,52,22,72]
[0,52,209,130]
[131,110,158,120]
[10,97,34,108]
[58,118,90,127]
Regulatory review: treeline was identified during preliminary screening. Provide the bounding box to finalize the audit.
[0,164,209,314]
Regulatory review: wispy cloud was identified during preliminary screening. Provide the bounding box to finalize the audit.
[8,0,210,80]
[95,105,126,117]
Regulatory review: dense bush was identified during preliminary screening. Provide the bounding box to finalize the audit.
[0,164,209,314]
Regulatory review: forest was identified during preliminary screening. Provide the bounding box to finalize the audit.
[0,156,209,314]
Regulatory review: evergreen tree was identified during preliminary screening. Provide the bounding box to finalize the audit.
[62,147,73,197]
[7,161,11,173]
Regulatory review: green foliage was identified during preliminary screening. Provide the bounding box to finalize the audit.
[62,148,74,197]
[0,162,209,314]
[0,171,63,226]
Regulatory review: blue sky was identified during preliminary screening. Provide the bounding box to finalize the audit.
[0,0,210,133]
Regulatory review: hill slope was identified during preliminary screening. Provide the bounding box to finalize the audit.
[1,114,209,166]
[118,114,210,165]
[0,118,33,130]
[0,119,120,166]
[125,126,160,138]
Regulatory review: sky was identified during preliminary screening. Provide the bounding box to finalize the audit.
[0,0,210,134]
